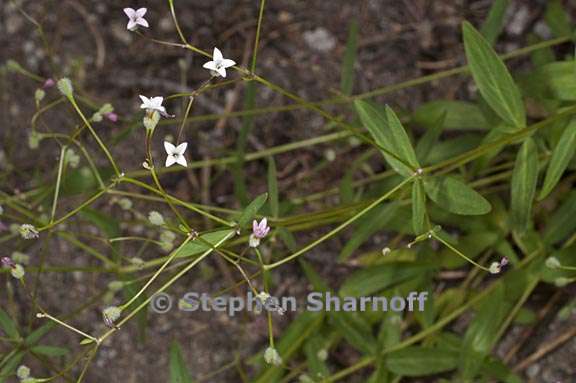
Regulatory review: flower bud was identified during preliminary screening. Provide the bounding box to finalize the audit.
[11,252,30,265]
[98,103,114,115]
[148,211,165,226]
[18,224,39,240]
[117,198,133,210]
[545,257,561,269]
[489,262,501,274]
[16,365,30,379]
[143,111,160,131]
[11,264,25,279]
[65,149,80,168]
[57,78,74,98]
[102,306,122,327]
[34,89,45,105]
[28,131,42,150]
[264,346,282,366]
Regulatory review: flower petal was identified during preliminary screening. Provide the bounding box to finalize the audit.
[151,96,164,107]
[136,8,148,17]
[123,8,136,18]
[261,218,268,230]
[137,18,149,28]
[175,142,188,155]
[216,67,227,78]
[164,141,176,154]
[127,20,138,31]
[203,61,217,71]
[213,47,223,62]
[175,155,187,167]
[222,59,236,68]
[253,220,259,233]
[165,155,176,167]
[139,95,150,108]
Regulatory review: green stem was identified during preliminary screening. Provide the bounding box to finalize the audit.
[264,176,414,270]
[99,230,235,342]
[49,146,67,222]
[66,95,121,176]
[431,232,492,272]
[119,234,195,311]
[251,0,267,73]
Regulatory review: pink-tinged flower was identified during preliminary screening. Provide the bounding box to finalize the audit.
[249,218,270,247]
[124,8,149,31]
[43,78,55,88]
[202,48,236,78]
[1,257,15,269]
[105,112,118,122]
[253,218,270,239]
[164,141,188,167]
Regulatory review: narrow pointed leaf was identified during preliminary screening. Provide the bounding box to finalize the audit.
[460,284,506,379]
[237,193,268,228]
[355,100,419,177]
[480,0,509,46]
[539,118,576,200]
[462,21,525,129]
[341,19,358,95]
[424,176,492,216]
[386,347,459,376]
[511,138,539,231]
[169,341,194,383]
[0,309,19,340]
[412,179,426,234]
[545,0,572,38]
[267,157,279,218]
[415,111,446,164]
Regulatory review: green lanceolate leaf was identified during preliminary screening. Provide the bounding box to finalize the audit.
[511,138,539,232]
[462,21,525,129]
[460,284,506,380]
[545,0,572,38]
[423,176,492,216]
[175,229,236,259]
[267,157,279,218]
[237,193,268,228]
[340,262,433,297]
[413,101,488,131]
[169,340,194,383]
[0,309,19,340]
[338,202,399,261]
[341,19,358,95]
[386,346,459,377]
[539,118,576,200]
[31,345,69,356]
[412,178,427,234]
[354,100,420,177]
[480,0,509,46]
[543,191,576,245]
[415,111,446,164]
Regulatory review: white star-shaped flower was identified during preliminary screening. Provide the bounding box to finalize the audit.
[124,8,149,31]
[164,141,188,167]
[139,95,166,114]
[202,48,236,78]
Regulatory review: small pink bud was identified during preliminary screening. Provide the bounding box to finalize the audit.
[105,112,118,122]
[43,78,56,88]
